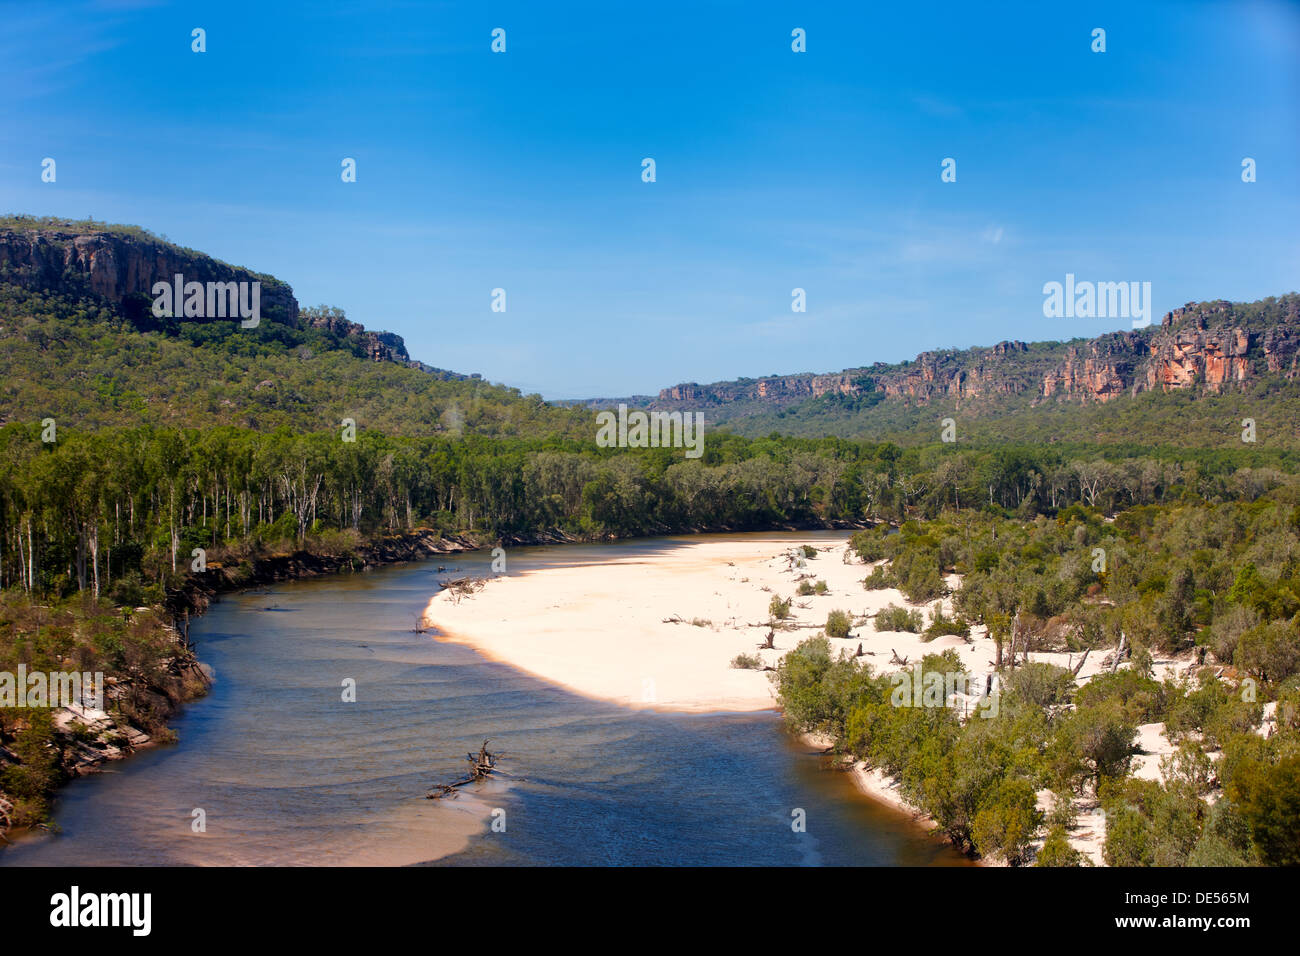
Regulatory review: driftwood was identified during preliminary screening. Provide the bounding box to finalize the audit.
[890,648,908,666]
[1109,632,1128,674]
[426,739,505,799]
[442,576,486,605]
[855,643,865,658]
[758,630,775,650]
[1070,648,1090,676]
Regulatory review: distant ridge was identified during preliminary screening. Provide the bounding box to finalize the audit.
[572,293,1300,433]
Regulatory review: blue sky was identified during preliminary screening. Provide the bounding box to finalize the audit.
[1,0,1297,399]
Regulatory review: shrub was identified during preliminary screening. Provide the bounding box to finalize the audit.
[972,778,1043,865]
[796,580,815,596]
[1075,670,1166,724]
[875,604,923,633]
[825,609,853,638]
[1006,663,1075,711]
[800,545,818,559]
[769,595,792,621]
[1103,804,1154,867]
[1207,604,1259,664]
[814,580,829,595]
[849,528,889,562]
[862,565,896,590]
[1235,619,1300,684]
[1226,754,1300,866]
[1035,825,1084,867]
[730,653,764,670]
[924,606,969,641]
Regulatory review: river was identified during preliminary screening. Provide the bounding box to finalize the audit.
[1,533,969,866]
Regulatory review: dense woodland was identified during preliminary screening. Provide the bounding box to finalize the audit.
[1,421,1294,605]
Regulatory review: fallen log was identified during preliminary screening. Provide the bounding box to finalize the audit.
[426,739,506,799]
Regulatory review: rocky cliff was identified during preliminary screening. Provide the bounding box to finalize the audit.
[640,294,1300,413]
[0,219,474,376]
[0,225,299,327]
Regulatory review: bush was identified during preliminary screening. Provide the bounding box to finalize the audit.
[849,528,890,562]
[972,778,1043,865]
[1035,825,1084,866]
[1226,754,1300,866]
[769,595,792,621]
[1235,619,1300,684]
[1186,799,1257,867]
[730,653,764,670]
[862,565,896,590]
[1067,704,1137,787]
[814,580,828,595]
[1006,663,1075,711]
[770,637,881,739]
[1207,604,1259,664]
[875,604,923,633]
[796,580,815,596]
[800,545,818,559]
[1075,670,1166,724]
[1103,804,1153,866]
[924,606,969,641]
[825,609,853,638]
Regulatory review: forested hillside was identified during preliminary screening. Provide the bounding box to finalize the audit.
[0,217,584,439]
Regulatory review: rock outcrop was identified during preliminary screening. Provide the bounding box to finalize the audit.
[0,221,481,377]
[0,227,299,327]
[642,294,1300,412]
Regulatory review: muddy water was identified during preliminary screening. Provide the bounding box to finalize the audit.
[2,533,969,866]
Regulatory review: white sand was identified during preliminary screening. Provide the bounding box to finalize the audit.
[424,535,888,712]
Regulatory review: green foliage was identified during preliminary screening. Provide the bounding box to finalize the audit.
[769,595,792,621]
[862,565,897,590]
[924,605,969,641]
[972,778,1043,865]
[1227,755,1300,866]
[875,604,923,633]
[824,609,852,638]
[1235,619,1300,684]
[1036,825,1085,866]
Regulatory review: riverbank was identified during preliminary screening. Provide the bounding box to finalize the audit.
[2,527,483,844]
[424,534,879,711]
[422,533,1196,865]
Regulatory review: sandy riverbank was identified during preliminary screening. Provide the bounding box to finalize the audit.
[423,535,890,711]
[422,533,1194,863]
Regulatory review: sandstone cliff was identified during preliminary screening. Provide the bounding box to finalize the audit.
[0,220,477,378]
[0,226,299,327]
[643,294,1300,412]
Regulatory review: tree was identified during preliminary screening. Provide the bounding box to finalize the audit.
[1227,755,1300,866]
